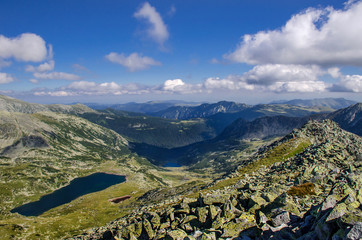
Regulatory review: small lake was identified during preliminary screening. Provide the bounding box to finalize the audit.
[11,172,126,216]
[163,162,182,167]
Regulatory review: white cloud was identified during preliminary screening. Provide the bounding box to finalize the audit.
[327,67,342,78]
[203,64,329,93]
[34,90,75,97]
[269,81,329,93]
[0,72,14,84]
[105,52,161,72]
[242,64,322,85]
[134,2,169,46]
[225,1,362,66]
[26,60,55,72]
[33,71,81,81]
[161,79,202,94]
[0,33,48,62]
[333,74,362,92]
[29,79,39,84]
[163,79,185,91]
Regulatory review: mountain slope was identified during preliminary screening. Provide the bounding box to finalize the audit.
[326,103,362,136]
[72,120,362,240]
[0,111,129,160]
[80,109,217,148]
[218,115,308,141]
[0,94,94,114]
[131,115,309,171]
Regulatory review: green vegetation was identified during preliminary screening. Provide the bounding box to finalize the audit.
[238,138,311,175]
[80,111,216,148]
[209,138,311,191]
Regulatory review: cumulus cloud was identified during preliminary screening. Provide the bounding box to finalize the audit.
[225,1,362,66]
[268,81,329,93]
[203,64,330,93]
[134,2,169,46]
[26,60,55,72]
[33,72,81,81]
[242,64,323,85]
[332,74,362,92]
[0,33,48,62]
[105,52,161,72]
[0,72,14,84]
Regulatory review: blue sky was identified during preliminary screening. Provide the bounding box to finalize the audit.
[0,0,361,104]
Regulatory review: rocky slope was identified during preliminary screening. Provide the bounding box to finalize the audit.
[71,120,362,240]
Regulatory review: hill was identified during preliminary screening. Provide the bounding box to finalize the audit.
[72,120,362,240]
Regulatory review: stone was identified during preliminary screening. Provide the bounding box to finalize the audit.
[197,207,209,224]
[326,202,348,222]
[346,222,362,240]
[142,219,155,239]
[256,211,268,225]
[126,220,142,238]
[212,214,226,230]
[221,221,254,238]
[148,212,161,229]
[270,211,290,227]
[201,191,232,205]
[209,205,220,220]
[167,229,188,239]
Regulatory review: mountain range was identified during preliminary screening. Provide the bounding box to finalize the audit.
[0,94,361,239]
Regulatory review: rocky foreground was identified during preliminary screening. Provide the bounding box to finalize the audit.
[70,120,361,240]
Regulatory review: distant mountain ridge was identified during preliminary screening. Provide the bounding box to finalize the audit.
[271,97,356,109]
[0,94,94,114]
[84,100,199,113]
[151,101,250,119]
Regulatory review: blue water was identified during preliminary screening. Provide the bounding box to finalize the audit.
[11,172,126,216]
[163,162,182,167]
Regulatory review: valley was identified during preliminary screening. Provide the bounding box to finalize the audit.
[0,95,361,239]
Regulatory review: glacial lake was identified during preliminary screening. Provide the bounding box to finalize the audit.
[163,162,182,167]
[11,172,126,216]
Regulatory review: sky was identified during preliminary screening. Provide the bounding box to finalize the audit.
[0,0,361,104]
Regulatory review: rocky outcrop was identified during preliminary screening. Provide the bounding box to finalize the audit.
[69,120,362,240]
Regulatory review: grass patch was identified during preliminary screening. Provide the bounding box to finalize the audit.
[287,182,315,196]
[209,138,311,191]
[238,138,311,176]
